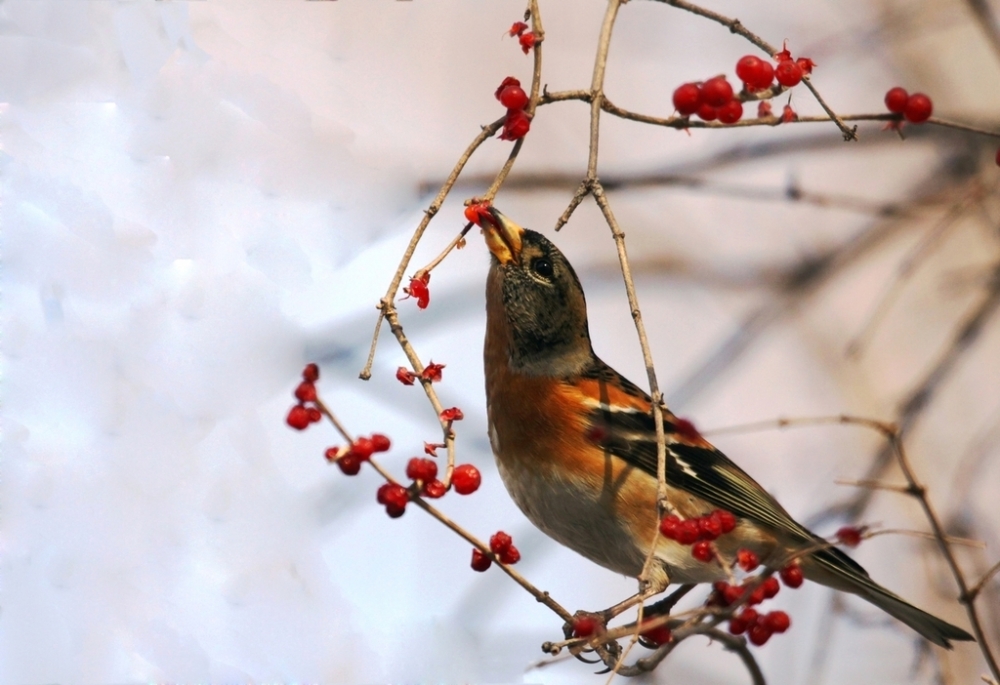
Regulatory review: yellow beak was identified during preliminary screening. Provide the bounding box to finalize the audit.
[481,208,524,265]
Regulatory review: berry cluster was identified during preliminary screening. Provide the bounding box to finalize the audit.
[286,363,324,430]
[883,87,933,124]
[495,77,532,141]
[710,561,802,646]
[404,272,431,309]
[471,530,522,571]
[326,433,392,475]
[671,45,814,125]
[508,21,536,54]
[660,509,736,551]
[728,607,791,646]
[396,361,445,386]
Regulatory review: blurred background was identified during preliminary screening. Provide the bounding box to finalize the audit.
[2,0,999,683]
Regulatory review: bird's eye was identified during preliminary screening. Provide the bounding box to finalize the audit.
[531,257,554,278]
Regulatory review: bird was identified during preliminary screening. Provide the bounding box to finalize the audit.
[478,206,974,649]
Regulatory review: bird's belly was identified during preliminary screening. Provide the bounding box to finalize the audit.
[494,449,651,578]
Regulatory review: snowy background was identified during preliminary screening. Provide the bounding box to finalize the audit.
[2,0,999,683]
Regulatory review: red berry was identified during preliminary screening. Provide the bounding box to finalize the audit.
[471,548,492,572]
[376,483,392,504]
[738,607,759,625]
[351,437,374,460]
[884,87,908,114]
[904,93,932,123]
[659,514,681,540]
[676,520,700,545]
[494,77,521,101]
[324,447,340,462]
[508,21,528,37]
[723,584,746,606]
[780,564,804,588]
[307,407,322,423]
[736,55,764,86]
[762,576,780,599]
[294,381,317,402]
[691,540,714,562]
[396,367,416,385]
[641,623,672,646]
[370,434,391,452]
[728,616,749,635]
[338,453,361,475]
[672,83,702,116]
[717,510,737,533]
[748,623,772,646]
[499,110,531,140]
[701,77,734,107]
[774,43,792,62]
[440,407,465,422]
[406,457,438,483]
[696,104,718,121]
[775,59,803,87]
[405,275,430,309]
[302,363,319,382]
[422,479,447,498]
[737,549,759,572]
[420,361,446,383]
[717,99,744,124]
[762,610,790,633]
[757,101,773,118]
[381,484,409,517]
[464,202,491,226]
[573,616,600,637]
[499,85,529,111]
[490,531,513,554]
[781,104,798,123]
[674,417,702,441]
[836,526,863,547]
[519,31,536,54]
[747,584,767,605]
[452,464,482,494]
[286,404,311,430]
[499,544,521,564]
[796,57,816,75]
[698,515,722,541]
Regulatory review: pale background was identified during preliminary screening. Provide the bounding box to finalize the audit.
[2,1,999,683]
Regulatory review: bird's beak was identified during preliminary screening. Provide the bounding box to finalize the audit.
[481,208,524,265]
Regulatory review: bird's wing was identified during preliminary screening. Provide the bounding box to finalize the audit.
[579,357,868,576]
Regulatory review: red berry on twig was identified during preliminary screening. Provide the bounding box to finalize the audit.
[404,274,431,309]
[494,77,521,101]
[573,616,600,637]
[781,104,798,123]
[836,525,863,547]
[698,514,722,540]
[302,363,319,382]
[519,31,536,54]
[499,545,521,564]
[762,610,790,633]
[499,110,531,140]
[421,361,446,383]
[422,479,447,498]
[508,21,528,37]
[718,99,744,124]
[676,519,700,545]
[380,484,409,518]
[440,407,465,422]
[757,101,773,118]
[294,381,317,403]
[406,457,438,483]
[471,548,492,572]
[286,404,311,430]
[464,201,492,226]
[884,87,908,114]
[696,104,718,121]
[748,622,772,646]
[672,83,702,116]
[903,93,932,123]
[736,55,773,91]
[350,437,375,460]
[306,407,322,423]
[775,59,803,87]
[659,514,681,539]
[780,563,804,588]
[701,77,734,107]
[396,367,417,385]
[371,434,391,452]
[338,453,361,475]
[762,576,780,599]
[452,464,482,494]
[716,509,737,533]
[490,531,513,555]
[499,85,529,111]
[691,540,714,562]
[796,57,816,75]
[737,549,760,572]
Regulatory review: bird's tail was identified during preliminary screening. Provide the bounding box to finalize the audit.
[801,546,974,649]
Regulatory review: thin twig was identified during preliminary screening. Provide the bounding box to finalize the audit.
[971,559,1000,600]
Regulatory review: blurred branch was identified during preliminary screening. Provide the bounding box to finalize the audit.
[965,0,1000,64]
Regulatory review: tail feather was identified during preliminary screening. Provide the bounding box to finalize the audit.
[803,547,974,649]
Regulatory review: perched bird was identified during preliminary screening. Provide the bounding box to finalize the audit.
[479,207,973,648]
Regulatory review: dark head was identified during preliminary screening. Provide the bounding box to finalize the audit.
[481,208,593,377]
